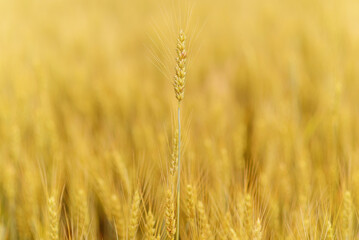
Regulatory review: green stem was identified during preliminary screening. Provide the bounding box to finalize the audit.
[176,103,181,240]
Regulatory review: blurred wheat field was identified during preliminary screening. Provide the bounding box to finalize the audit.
[1,0,359,239]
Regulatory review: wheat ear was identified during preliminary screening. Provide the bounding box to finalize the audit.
[173,29,187,102]
[185,184,196,221]
[326,220,334,240]
[47,195,59,240]
[111,194,125,239]
[144,210,156,240]
[222,211,232,238]
[244,194,253,239]
[170,129,179,177]
[113,151,132,197]
[197,201,213,240]
[129,190,141,239]
[253,218,262,240]
[230,228,239,240]
[75,189,89,236]
[165,189,176,240]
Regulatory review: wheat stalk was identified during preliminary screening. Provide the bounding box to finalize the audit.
[173,28,187,240]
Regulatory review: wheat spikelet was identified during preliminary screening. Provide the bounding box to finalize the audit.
[144,210,156,240]
[165,189,176,240]
[253,218,262,240]
[170,129,179,177]
[47,195,59,240]
[111,194,125,239]
[197,201,213,240]
[173,30,187,102]
[128,190,141,239]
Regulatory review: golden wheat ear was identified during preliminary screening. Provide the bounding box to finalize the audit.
[165,189,176,240]
[173,29,187,102]
[144,210,156,240]
[74,188,89,237]
[47,195,59,240]
[128,190,141,240]
[326,220,334,240]
[253,218,263,240]
[170,129,179,177]
[110,194,125,240]
[185,184,196,222]
[197,201,213,240]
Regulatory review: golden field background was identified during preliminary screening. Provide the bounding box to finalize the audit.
[1,0,359,239]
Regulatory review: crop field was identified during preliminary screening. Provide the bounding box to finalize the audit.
[1,0,359,239]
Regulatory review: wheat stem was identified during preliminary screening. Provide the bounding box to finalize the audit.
[176,104,181,240]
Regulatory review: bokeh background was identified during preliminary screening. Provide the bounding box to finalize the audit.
[1,0,359,239]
